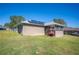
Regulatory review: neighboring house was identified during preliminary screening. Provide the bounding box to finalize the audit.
[0,26,6,30]
[17,20,65,37]
[64,27,79,35]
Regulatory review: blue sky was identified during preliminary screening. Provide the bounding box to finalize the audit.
[0,3,79,28]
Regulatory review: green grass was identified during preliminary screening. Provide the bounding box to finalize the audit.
[0,30,79,55]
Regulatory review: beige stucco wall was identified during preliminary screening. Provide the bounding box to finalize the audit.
[22,25,45,36]
[55,31,64,37]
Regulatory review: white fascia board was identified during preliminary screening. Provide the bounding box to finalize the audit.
[44,21,54,26]
[44,22,65,26]
[21,20,29,23]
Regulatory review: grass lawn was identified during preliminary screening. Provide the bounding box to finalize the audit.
[0,30,79,55]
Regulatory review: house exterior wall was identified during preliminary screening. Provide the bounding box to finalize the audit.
[55,31,64,37]
[22,25,45,36]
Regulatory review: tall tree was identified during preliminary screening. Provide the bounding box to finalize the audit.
[53,18,67,26]
[4,23,10,27]
[4,23,13,28]
[10,16,25,28]
[4,16,25,29]
[10,16,25,25]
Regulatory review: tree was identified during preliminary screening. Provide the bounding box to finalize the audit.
[53,18,67,26]
[4,23,10,28]
[4,16,25,29]
[10,16,25,25]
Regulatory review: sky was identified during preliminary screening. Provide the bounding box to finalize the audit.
[0,3,79,28]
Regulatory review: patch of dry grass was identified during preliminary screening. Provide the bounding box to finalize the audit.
[0,30,79,55]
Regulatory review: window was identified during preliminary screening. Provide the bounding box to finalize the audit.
[55,25,63,31]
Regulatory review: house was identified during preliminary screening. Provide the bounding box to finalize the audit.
[17,20,65,37]
[64,27,79,35]
[0,26,6,30]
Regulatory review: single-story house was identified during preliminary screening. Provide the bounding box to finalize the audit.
[17,20,65,37]
[0,26,6,30]
[64,27,79,35]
